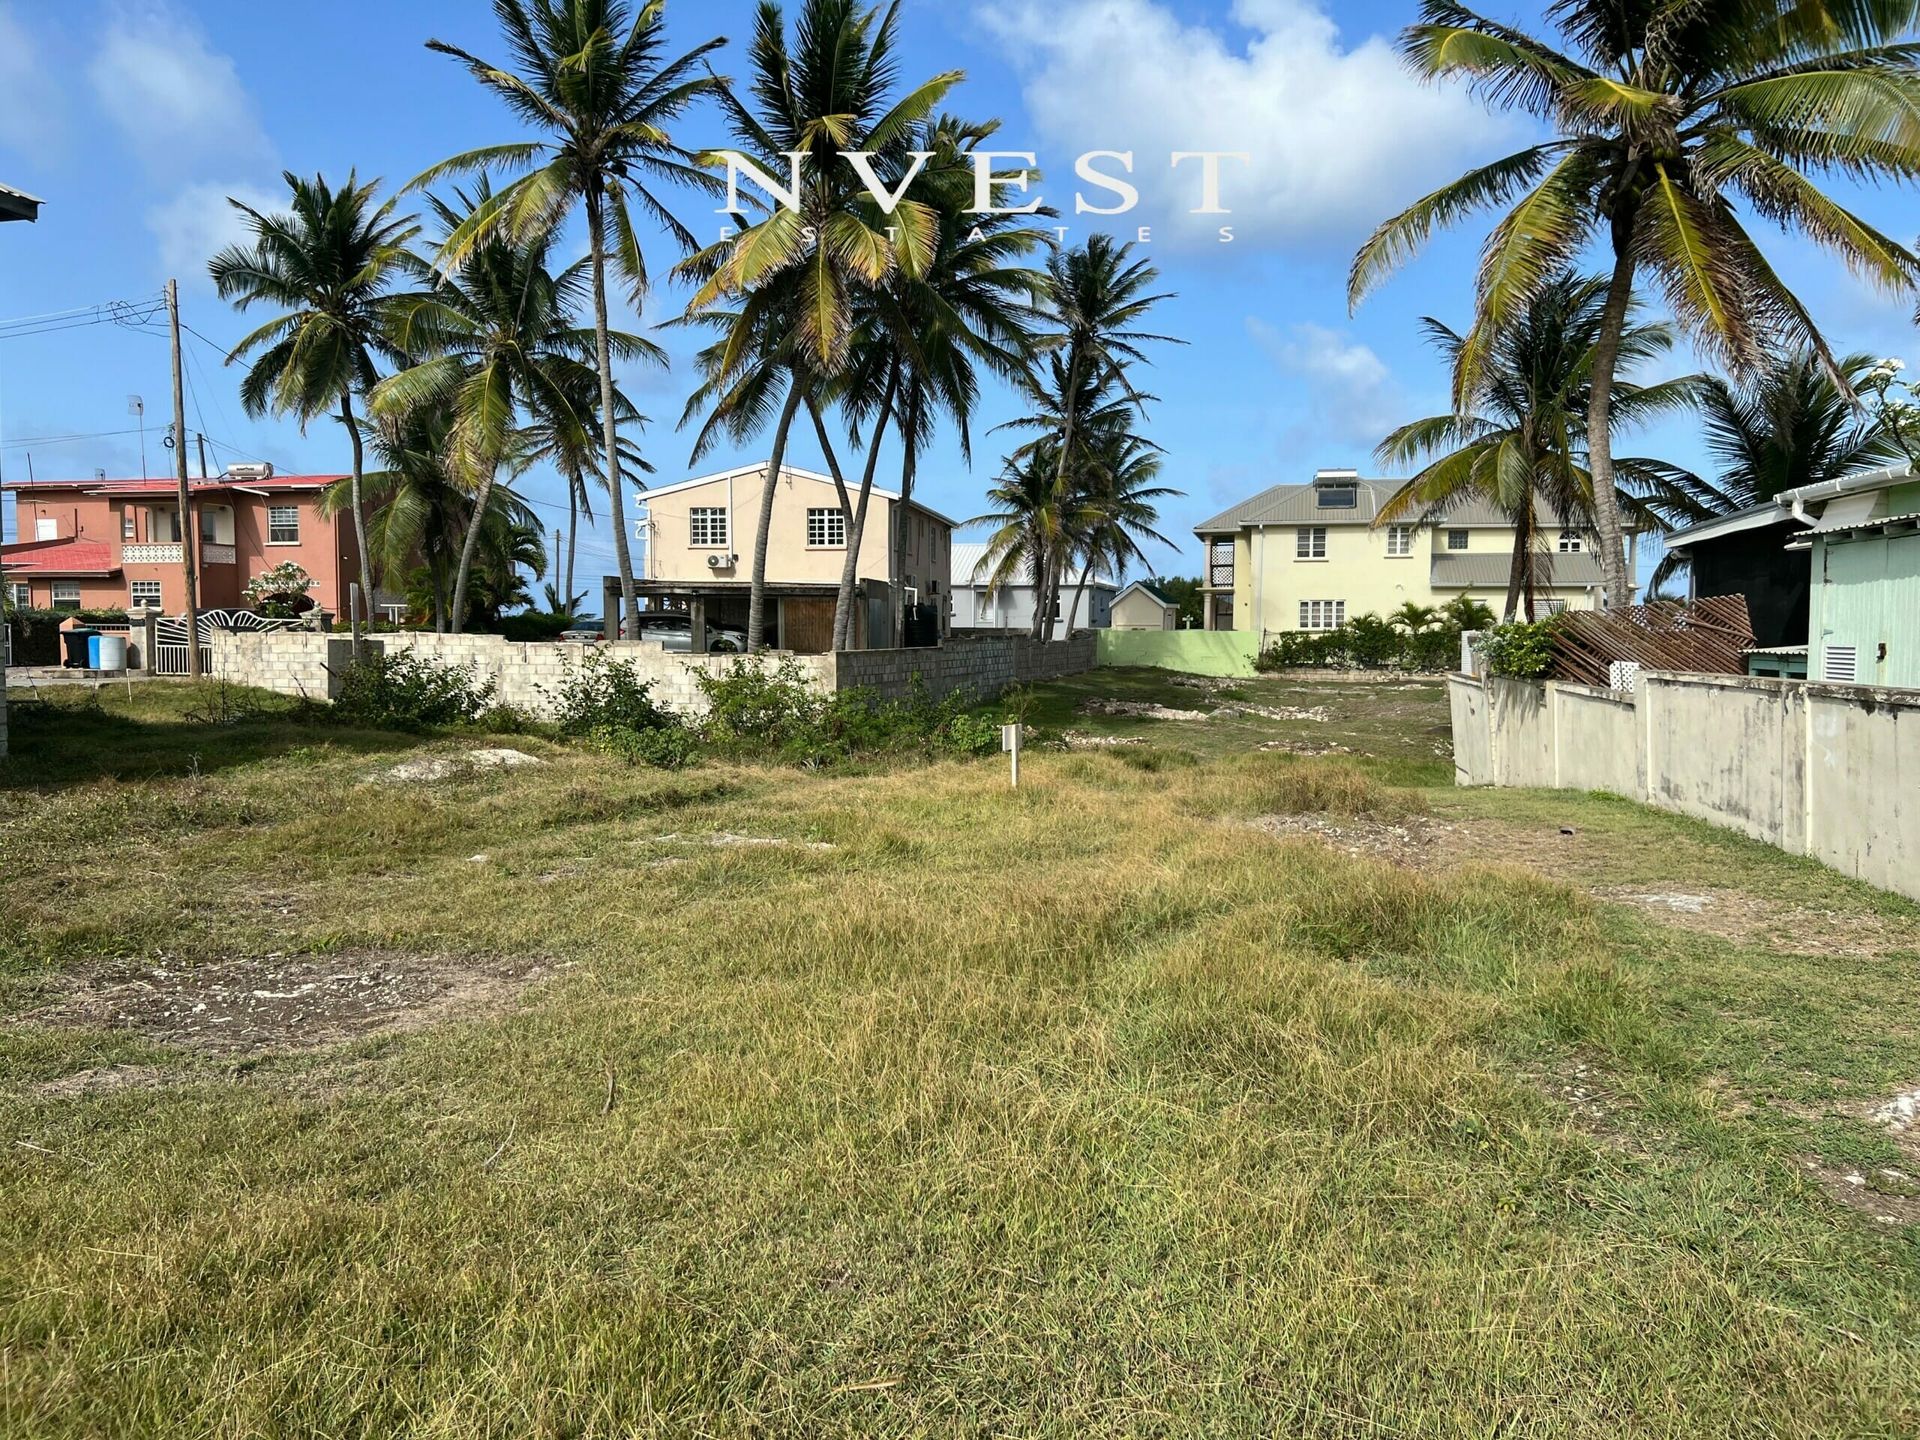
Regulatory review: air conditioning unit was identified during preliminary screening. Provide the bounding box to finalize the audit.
[707,552,737,569]
[224,462,274,480]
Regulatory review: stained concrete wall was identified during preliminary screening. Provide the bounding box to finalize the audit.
[1449,671,1920,902]
[206,629,1094,719]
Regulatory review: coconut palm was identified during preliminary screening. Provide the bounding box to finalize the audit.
[210,171,421,637]
[417,0,726,635]
[374,188,657,631]
[969,448,1077,625]
[677,0,960,649]
[1350,0,1920,609]
[1056,425,1175,634]
[1374,273,1701,621]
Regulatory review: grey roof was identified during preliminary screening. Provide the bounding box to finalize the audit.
[0,182,42,223]
[1665,501,1798,550]
[1194,476,1513,533]
[1430,553,1606,589]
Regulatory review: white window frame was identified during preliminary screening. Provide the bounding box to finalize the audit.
[688,506,729,549]
[1299,599,1346,631]
[122,509,137,540]
[805,507,846,548]
[1296,526,1327,560]
[267,504,301,545]
[1385,524,1415,557]
[1447,529,1470,551]
[129,580,162,609]
[7,581,29,608]
[1557,530,1583,553]
[51,580,81,612]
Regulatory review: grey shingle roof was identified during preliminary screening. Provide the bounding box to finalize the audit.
[1429,553,1606,589]
[1193,477,1513,533]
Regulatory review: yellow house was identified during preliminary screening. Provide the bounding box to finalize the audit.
[1110,580,1180,631]
[1193,469,1611,633]
[627,462,954,651]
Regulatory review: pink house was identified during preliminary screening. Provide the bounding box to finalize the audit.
[2,469,358,616]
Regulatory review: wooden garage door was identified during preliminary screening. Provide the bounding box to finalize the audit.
[783,597,835,653]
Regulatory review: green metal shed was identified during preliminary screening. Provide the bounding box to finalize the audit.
[1783,468,1920,688]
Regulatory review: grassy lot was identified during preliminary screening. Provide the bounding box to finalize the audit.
[3,672,1919,1437]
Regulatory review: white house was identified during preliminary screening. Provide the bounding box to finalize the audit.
[949,542,1115,640]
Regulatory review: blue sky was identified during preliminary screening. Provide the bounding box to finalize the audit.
[2,0,1918,589]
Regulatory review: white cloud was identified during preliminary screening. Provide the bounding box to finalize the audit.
[981,0,1515,251]
[88,2,272,180]
[0,3,63,152]
[1249,316,1406,454]
[148,180,280,291]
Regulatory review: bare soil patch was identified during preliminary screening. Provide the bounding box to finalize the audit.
[15,950,552,1056]
[1247,812,1470,867]
[1799,1158,1920,1227]
[30,1064,180,1099]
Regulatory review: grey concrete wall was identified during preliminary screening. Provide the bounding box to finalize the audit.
[1449,671,1920,902]
[206,629,1094,718]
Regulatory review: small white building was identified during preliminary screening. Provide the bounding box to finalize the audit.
[949,542,1114,640]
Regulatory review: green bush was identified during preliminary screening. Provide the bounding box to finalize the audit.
[544,648,675,736]
[1256,604,1493,675]
[694,659,1007,766]
[499,610,574,643]
[332,650,497,729]
[695,658,826,752]
[590,723,697,769]
[1479,617,1562,679]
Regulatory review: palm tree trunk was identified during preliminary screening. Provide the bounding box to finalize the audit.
[564,476,579,617]
[750,380,806,651]
[892,390,922,648]
[1064,560,1090,637]
[585,192,640,636]
[448,465,496,635]
[1588,236,1638,610]
[339,389,373,655]
[1029,545,1053,641]
[1503,522,1527,622]
[833,367,896,651]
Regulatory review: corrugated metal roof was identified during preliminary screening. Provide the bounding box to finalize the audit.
[1429,553,1606,588]
[0,538,119,576]
[1809,509,1920,536]
[1194,477,1522,533]
[1665,502,1797,549]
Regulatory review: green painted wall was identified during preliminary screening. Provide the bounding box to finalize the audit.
[1810,531,1920,687]
[1098,629,1262,677]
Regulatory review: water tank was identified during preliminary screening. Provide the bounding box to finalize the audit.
[96,633,128,671]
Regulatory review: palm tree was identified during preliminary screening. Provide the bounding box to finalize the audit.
[1374,273,1700,621]
[1390,602,1442,634]
[677,0,960,650]
[417,0,726,636]
[970,449,1073,626]
[375,188,657,631]
[1350,0,1920,609]
[1060,426,1175,634]
[1014,237,1177,636]
[210,171,420,639]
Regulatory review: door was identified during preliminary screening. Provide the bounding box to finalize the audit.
[782,597,835,653]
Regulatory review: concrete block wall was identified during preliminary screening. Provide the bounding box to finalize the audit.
[1449,670,1920,903]
[834,632,1097,703]
[209,632,357,700]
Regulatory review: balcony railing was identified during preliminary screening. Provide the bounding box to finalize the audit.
[123,542,182,565]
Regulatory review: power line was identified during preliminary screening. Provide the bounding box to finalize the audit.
[0,425,151,450]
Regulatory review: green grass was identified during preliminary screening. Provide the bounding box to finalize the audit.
[2,676,1918,1437]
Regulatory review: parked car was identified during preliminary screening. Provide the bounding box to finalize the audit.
[633,613,748,653]
[559,626,604,643]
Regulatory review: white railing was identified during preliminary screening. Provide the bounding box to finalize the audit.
[153,642,213,676]
[123,542,183,564]
[202,543,236,565]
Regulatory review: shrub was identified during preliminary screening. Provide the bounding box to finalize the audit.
[499,610,574,643]
[1480,617,1562,679]
[545,648,674,736]
[1256,606,1487,675]
[1344,613,1402,667]
[590,723,696,769]
[695,658,826,751]
[694,660,1007,766]
[332,650,497,729]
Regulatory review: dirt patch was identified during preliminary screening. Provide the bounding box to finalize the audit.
[1248,812,1468,867]
[1257,737,1352,756]
[14,950,552,1056]
[370,749,545,785]
[1062,731,1147,749]
[30,1064,180,1099]
[647,832,836,851]
[1213,703,1331,723]
[1800,1158,1920,1227]
[1080,699,1209,721]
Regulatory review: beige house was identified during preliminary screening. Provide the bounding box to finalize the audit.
[1193,469,1614,633]
[1110,580,1179,630]
[624,462,954,651]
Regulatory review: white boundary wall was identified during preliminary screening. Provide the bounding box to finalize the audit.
[1448,671,1920,902]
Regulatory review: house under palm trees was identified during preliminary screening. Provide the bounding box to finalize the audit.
[621,462,954,653]
[1193,469,1614,634]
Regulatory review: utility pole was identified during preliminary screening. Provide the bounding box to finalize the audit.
[196,432,210,481]
[166,278,201,677]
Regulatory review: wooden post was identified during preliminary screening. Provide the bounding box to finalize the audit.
[165,279,201,677]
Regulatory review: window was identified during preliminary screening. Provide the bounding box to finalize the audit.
[1447,529,1469,551]
[150,507,182,543]
[1557,529,1582,553]
[1540,598,1567,615]
[689,506,729,548]
[1296,527,1327,559]
[130,580,162,608]
[1386,524,1415,557]
[805,507,846,547]
[7,582,28,608]
[1315,485,1358,509]
[123,509,137,540]
[268,505,300,544]
[1299,600,1346,631]
[201,510,219,544]
[1208,539,1234,586]
[51,581,81,612]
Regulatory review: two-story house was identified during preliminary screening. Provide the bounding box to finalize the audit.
[2,467,358,616]
[625,462,954,651]
[1193,469,1611,632]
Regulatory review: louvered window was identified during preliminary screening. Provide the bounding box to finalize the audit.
[1824,644,1858,683]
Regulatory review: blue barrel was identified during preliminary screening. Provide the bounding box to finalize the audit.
[87,634,102,668]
